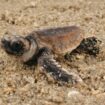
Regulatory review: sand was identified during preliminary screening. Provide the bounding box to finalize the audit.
[0,0,105,105]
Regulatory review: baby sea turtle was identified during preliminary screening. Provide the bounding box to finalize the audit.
[1,26,101,85]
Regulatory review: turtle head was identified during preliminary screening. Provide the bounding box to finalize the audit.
[1,35,38,63]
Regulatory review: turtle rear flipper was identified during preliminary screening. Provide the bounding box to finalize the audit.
[38,48,83,85]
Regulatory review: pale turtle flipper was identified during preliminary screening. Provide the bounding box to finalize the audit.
[38,48,83,85]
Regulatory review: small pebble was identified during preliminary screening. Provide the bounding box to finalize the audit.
[67,89,85,103]
[68,90,80,97]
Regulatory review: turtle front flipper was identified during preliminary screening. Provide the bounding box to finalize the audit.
[38,48,83,85]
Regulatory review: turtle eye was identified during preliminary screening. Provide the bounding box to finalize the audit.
[11,41,24,54]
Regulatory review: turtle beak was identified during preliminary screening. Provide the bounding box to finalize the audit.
[1,35,10,47]
[1,35,15,54]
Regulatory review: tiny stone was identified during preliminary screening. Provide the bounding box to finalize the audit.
[68,90,81,97]
[67,89,84,103]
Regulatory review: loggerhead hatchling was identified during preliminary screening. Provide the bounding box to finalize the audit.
[1,26,101,85]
